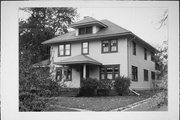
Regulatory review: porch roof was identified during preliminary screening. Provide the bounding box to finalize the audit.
[54,55,102,65]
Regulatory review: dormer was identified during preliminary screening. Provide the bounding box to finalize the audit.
[69,16,107,36]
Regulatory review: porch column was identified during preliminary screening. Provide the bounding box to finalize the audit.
[83,64,86,79]
[62,65,65,82]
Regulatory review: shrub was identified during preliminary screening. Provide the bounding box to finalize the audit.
[79,78,99,96]
[19,92,49,111]
[114,76,131,96]
[97,79,113,96]
[34,78,61,97]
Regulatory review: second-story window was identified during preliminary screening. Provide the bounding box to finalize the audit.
[133,42,136,55]
[82,42,89,55]
[151,52,155,62]
[79,26,92,35]
[58,44,71,56]
[144,48,147,60]
[102,40,118,53]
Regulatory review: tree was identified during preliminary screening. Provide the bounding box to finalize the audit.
[19,7,78,64]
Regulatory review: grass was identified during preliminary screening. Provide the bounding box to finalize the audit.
[45,90,158,111]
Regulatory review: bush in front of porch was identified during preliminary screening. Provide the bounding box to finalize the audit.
[78,76,131,97]
[114,76,131,96]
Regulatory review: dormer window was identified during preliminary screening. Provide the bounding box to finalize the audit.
[79,26,92,35]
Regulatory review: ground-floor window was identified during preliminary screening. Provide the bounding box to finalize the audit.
[144,69,148,81]
[100,64,120,80]
[56,67,72,81]
[151,71,155,80]
[132,66,138,81]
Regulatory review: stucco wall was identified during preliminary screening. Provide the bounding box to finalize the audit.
[128,40,156,90]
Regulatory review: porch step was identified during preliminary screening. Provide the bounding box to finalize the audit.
[59,88,80,97]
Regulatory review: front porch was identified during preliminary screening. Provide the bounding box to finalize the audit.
[54,55,102,88]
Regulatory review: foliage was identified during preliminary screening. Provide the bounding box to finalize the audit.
[97,79,114,96]
[19,7,78,64]
[79,78,99,96]
[114,76,131,96]
[19,92,49,111]
[19,7,78,111]
[155,41,168,79]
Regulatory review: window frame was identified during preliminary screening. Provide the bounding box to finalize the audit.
[151,52,155,62]
[102,40,118,53]
[132,66,138,81]
[151,71,155,80]
[144,69,148,81]
[100,64,120,80]
[58,43,71,57]
[79,26,93,35]
[56,67,72,81]
[133,42,136,55]
[64,67,72,81]
[81,41,89,55]
[144,48,147,60]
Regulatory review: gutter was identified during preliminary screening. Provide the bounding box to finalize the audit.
[42,32,131,45]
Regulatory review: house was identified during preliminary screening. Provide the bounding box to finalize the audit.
[42,16,158,91]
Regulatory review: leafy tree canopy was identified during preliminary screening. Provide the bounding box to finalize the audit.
[19,7,78,64]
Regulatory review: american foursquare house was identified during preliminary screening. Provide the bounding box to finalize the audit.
[42,16,158,91]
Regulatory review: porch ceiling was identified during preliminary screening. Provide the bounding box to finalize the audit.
[54,54,102,66]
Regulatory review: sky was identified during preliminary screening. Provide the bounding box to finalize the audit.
[19,7,168,48]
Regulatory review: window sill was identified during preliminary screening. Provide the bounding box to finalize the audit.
[101,51,118,54]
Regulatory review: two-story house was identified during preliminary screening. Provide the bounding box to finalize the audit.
[42,16,158,90]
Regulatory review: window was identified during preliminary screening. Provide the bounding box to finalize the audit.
[132,66,138,81]
[82,42,89,55]
[79,27,92,35]
[144,69,148,81]
[151,52,155,62]
[100,65,120,80]
[58,44,71,56]
[133,42,136,55]
[144,48,147,60]
[151,71,155,80]
[102,40,118,53]
[64,68,72,81]
[56,67,72,81]
[56,68,62,81]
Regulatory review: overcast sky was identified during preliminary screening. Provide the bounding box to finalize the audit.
[77,7,168,48]
[19,7,168,48]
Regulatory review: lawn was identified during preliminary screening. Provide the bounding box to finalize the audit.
[45,90,158,111]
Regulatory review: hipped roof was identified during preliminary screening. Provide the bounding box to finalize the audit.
[54,54,102,65]
[42,17,158,52]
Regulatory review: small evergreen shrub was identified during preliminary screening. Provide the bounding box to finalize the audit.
[97,79,113,96]
[79,78,99,96]
[114,76,131,96]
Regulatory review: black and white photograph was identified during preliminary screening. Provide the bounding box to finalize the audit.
[1,1,179,120]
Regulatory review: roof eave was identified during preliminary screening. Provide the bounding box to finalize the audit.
[130,33,159,53]
[42,32,131,45]
[70,21,108,28]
